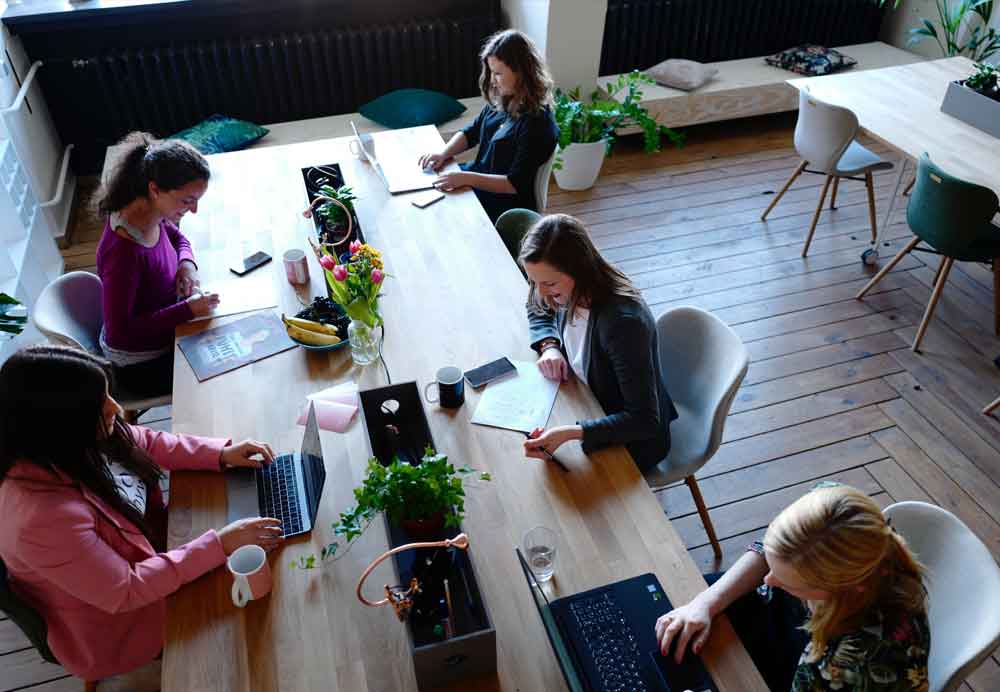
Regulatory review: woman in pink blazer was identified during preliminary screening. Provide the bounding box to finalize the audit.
[0,346,283,682]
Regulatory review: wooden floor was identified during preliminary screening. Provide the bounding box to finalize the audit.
[5,112,999,691]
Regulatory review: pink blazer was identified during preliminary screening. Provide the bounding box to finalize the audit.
[0,425,230,681]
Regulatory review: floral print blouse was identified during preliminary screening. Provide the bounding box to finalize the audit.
[748,541,931,692]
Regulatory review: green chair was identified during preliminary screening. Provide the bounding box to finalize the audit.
[495,208,541,262]
[856,153,1000,352]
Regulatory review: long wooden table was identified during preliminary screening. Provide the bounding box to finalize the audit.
[788,57,1000,256]
[165,126,767,692]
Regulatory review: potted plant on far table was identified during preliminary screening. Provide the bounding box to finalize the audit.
[0,293,27,343]
[941,61,1000,137]
[552,71,684,191]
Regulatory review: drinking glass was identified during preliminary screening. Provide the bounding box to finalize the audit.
[522,526,559,583]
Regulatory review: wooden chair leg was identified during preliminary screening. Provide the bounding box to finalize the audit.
[903,177,915,196]
[912,256,954,352]
[864,171,878,245]
[984,393,1000,416]
[761,160,807,221]
[829,176,840,209]
[802,175,834,257]
[856,235,921,299]
[685,476,721,560]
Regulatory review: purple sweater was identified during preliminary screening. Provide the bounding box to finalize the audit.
[96,219,196,353]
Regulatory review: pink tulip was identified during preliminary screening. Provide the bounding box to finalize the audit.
[371,269,384,284]
[332,265,348,282]
[319,254,336,271]
[349,240,362,255]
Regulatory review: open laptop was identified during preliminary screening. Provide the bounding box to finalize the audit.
[350,121,438,194]
[515,547,716,692]
[225,403,327,538]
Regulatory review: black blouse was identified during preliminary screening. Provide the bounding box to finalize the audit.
[460,104,558,222]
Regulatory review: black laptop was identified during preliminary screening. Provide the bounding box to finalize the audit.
[515,547,717,692]
[225,403,327,538]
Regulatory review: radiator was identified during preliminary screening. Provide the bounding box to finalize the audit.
[40,14,499,172]
[600,0,887,75]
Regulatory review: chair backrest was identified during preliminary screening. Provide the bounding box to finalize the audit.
[793,88,859,173]
[906,153,1000,258]
[655,306,749,462]
[0,557,58,664]
[495,208,542,261]
[883,501,1000,692]
[33,271,104,354]
[534,145,558,212]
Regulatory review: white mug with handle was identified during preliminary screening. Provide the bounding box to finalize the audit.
[227,544,272,608]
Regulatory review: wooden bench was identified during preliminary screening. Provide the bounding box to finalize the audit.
[601,42,923,130]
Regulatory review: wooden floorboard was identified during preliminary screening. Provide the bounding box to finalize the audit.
[39,110,999,691]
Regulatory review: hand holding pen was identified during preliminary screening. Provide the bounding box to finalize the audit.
[523,427,577,473]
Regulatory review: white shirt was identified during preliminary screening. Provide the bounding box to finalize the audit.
[562,308,590,384]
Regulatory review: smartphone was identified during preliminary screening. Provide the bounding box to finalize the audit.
[465,357,516,388]
[229,251,272,276]
[411,189,445,209]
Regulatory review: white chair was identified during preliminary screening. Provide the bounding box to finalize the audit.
[33,271,170,418]
[534,144,558,213]
[883,501,1000,692]
[644,306,749,560]
[761,88,893,257]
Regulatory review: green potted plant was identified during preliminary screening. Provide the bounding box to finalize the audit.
[314,184,358,246]
[0,293,27,342]
[879,0,1000,62]
[941,61,1000,137]
[552,70,684,191]
[290,448,490,569]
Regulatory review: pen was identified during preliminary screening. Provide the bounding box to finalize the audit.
[523,432,570,473]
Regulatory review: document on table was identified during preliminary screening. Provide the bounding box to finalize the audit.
[189,273,277,322]
[471,360,559,433]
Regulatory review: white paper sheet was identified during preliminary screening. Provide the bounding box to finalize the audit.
[189,274,277,322]
[470,360,559,434]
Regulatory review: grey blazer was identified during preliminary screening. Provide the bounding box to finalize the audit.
[527,294,678,472]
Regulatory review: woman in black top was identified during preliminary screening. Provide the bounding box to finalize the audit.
[519,214,678,472]
[419,29,559,222]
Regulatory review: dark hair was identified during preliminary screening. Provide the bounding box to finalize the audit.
[519,213,640,318]
[97,131,210,215]
[479,29,553,116]
[0,346,163,538]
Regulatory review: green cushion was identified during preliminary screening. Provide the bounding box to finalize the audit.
[171,114,269,155]
[359,89,466,130]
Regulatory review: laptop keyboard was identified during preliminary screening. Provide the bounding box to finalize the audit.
[570,591,650,692]
[258,454,303,536]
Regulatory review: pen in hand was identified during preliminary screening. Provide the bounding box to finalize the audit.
[523,432,570,473]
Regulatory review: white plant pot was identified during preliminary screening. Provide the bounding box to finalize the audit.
[553,140,607,191]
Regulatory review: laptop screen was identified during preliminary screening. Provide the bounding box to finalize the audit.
[299,403,327,522]
[515,547,587,692]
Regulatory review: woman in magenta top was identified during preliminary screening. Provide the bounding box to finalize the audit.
[96,132,220,397]
[0,346,282,683]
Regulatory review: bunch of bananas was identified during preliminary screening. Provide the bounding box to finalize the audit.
[281,314,342,347]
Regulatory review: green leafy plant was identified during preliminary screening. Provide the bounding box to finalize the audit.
[0,294,27,340]
[316,184,357,230]
[290,449,491,569]
[964,61,1000,98]
[552,71,684,169]
[880,0,1000,62]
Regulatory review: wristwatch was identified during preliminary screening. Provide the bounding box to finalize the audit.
[539,338,560,354]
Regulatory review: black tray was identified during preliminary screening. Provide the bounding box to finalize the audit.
[300,161,365,248]
[359,381,434,467]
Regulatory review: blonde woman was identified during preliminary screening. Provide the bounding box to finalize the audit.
[418,29,558,221]
[656,484,930,692]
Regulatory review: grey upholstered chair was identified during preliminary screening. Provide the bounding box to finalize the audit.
[495,208,542,262]
[883,501,1000,692]
[644,306,749,560]
[534,144,558,213]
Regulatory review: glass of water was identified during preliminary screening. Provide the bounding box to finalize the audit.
[523,526,559,583]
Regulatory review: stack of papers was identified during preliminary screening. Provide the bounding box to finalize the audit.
[296,381,359,432]
[471,360,559,433]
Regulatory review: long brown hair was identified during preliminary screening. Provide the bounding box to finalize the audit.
[0,346,164,539]
[97,131,210,215]
[519,213,640,320]
[479,29,553,116]
[764,485,927,660]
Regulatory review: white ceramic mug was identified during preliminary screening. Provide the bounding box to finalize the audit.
[283,248,309,285]
[227,544,272,608]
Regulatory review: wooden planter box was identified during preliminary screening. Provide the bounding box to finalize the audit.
[940,80,1000,139]
[359,382,497,690]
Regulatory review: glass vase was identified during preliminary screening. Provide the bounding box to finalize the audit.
[348,319,379,366]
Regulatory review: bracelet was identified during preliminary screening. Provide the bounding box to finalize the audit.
[539,340,560,354]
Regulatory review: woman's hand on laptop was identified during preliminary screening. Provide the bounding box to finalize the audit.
[418,151,449,172]
[433,171,472,191]
[218,517,283,554]
[220,439,276,469]
[655,596,713,664]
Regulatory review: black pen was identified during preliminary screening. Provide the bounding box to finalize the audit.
[523,432,570,473]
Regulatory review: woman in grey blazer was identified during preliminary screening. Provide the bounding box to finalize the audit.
[519,214,677,472]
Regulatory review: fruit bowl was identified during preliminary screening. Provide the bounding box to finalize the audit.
[288,297,352,352]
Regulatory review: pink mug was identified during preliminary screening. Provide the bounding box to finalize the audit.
[228,544,272,607]
[283,248,310,285]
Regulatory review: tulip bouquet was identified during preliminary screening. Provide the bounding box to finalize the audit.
[318,239,386,330]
